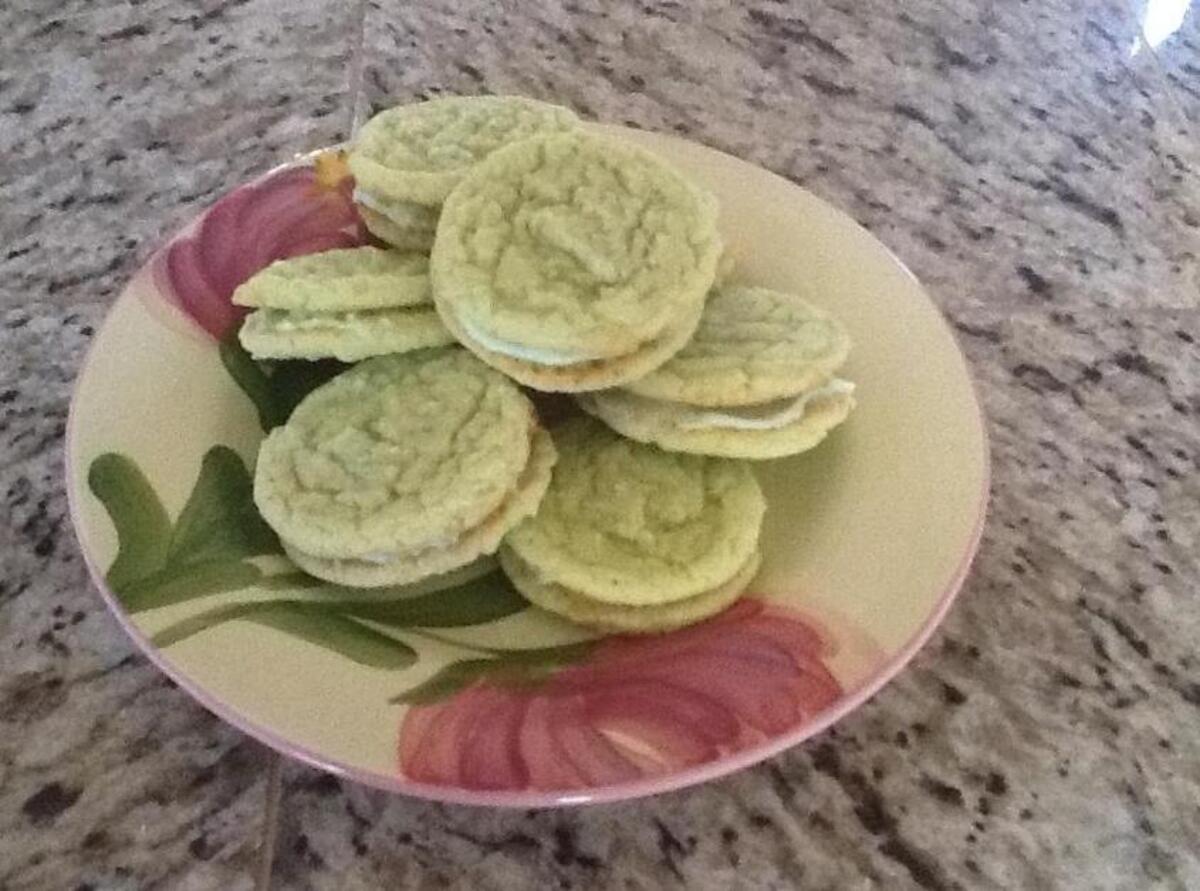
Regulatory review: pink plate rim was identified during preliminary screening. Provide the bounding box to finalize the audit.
[64,138,991,808]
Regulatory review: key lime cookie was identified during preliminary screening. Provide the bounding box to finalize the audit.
[254,349,555,587]
[232,247,451,361]
[238,306,453,361]
[432,131,722,391]
[355,190,439,251]
[232,247,431,311]
[500,417,764,633]
[348,96,579,206]
[577,285,856,459]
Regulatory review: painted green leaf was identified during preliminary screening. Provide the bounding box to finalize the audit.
[389,658,497,704]
[338,570,529,628]
[120,560,263,614]
[151,602,261,648]
[88,453,172,594]
[388,641,596,705]
[219,334,284,431]
[167,446,281,566]
[152,601,417,669]
[248,604,418,670]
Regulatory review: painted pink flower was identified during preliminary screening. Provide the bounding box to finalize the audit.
[154,154,367,340]
[398,599,846,792]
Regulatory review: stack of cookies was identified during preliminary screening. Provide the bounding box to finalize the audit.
[244,95,857,634]
[254,349,555,587]
[234,247,452,361]
[348,96,579,251]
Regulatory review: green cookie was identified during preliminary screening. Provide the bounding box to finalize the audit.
[348,95,579,205]
[238,306,453,362]
[503,417,764,606]
[625,284,852,407]
[232,247,430,311]
[254,349,538,561]
[433,131,721,362]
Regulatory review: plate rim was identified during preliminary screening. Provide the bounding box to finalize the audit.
[64,128,991,808]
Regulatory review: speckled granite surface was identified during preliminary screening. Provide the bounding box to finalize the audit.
[2,1,1198,889]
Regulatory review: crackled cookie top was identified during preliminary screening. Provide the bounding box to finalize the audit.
[625,285,852,407]
[432,132,722,359]
[504,417,763,605]
[348,96,579,205]
[254,349,534,559]
[232,247,430,311]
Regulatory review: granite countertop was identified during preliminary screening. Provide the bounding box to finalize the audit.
[2,1,1198,888]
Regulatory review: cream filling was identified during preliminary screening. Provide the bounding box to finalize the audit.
[353,188,437,227]
[676,379,855,431]
[458,314,606,366]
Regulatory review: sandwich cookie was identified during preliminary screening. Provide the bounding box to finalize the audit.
[500,417,764,633]
[432,131,722,391]
[254,349,555,587]
[349,95,578,248]
[578,285,856,459]
[233,247,452,360]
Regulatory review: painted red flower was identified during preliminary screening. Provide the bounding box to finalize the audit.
[154,153,367,340]
[398,599,848,791]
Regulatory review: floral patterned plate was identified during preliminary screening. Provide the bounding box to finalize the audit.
[65,124,988,807]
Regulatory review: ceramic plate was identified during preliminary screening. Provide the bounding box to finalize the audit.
[66,124,988,807]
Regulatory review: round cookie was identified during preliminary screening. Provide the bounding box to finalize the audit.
[348,96,579,205]
[500,547,761,634]
[432,131,721,361]
[285,428,556,587]
[625,284,852,407]
[254,348,536,560]
[577,383,856,460]
[503,417,765,606]
[238,306,453,361]
[232,247,430,311]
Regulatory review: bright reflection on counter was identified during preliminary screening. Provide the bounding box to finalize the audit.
[1132,0,1190,54]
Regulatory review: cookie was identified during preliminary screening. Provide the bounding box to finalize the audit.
[232,247,430,311]
[502,417,764,606]
[355,188,439,252]
[625,285,852,407]
[578,284,857,459]
[432,131,721,389]
[285,428,555,587]
[238,305,453,361]
[254,349,542,563]
[577,382,856,460]
[500,547,760,634]
[348,96,579,205]
[358,206,437,251]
